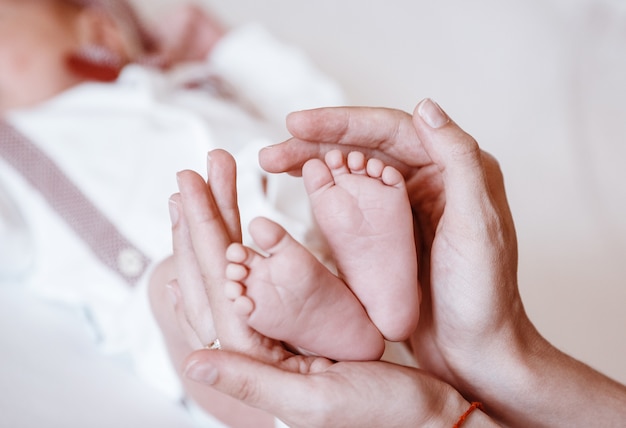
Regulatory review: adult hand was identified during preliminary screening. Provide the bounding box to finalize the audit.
[167,149,336,426]
[148,252,279,428]
[409,100,626,426]
[165,149,496,428]
[260,99,626,426]
[183,348,495,428]
[259,99,531,424]
[173,149,327,364]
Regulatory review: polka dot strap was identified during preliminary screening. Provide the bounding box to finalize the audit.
[0,119,151,286]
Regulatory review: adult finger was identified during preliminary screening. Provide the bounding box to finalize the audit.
[259,107,432,176]
[411,98,520,333]
[182,351,475,428]
[183,350,327,427]
[206,149,242,243]
[412,98,496,221]
[148,274,203,362]
[169,193,215,346]
[147,257,198,357]
[176,167,254,353]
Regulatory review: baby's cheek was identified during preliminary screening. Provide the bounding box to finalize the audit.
[1,52,78,111]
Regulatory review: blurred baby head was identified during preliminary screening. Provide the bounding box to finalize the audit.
[0,0,153,113]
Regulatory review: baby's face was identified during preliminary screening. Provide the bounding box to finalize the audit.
[0,0,83,112]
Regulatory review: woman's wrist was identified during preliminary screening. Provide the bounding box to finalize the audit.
[464,311,626,427]
[508,333,626,426]
[435,304,547,425]
[456,404,498,428]
[426,386,498,428]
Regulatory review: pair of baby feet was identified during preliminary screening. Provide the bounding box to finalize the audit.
[224,150,419,361]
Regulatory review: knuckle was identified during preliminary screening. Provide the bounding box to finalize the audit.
[232,375,261,404]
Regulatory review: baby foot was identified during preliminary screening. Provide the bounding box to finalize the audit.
[225,216,384,361]
[302,150,419,341]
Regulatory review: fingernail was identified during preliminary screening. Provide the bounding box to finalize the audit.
[165,281,179,305]
[168,198,179,226]
[417,98,449,129]
[185,360,219,385]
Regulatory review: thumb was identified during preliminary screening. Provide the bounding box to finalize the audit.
[183,350,325,424]
[412,98,492,217]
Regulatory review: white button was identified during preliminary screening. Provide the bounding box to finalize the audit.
[117,247,145,278]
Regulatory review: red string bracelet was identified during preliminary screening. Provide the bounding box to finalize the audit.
[453,402,485,428]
